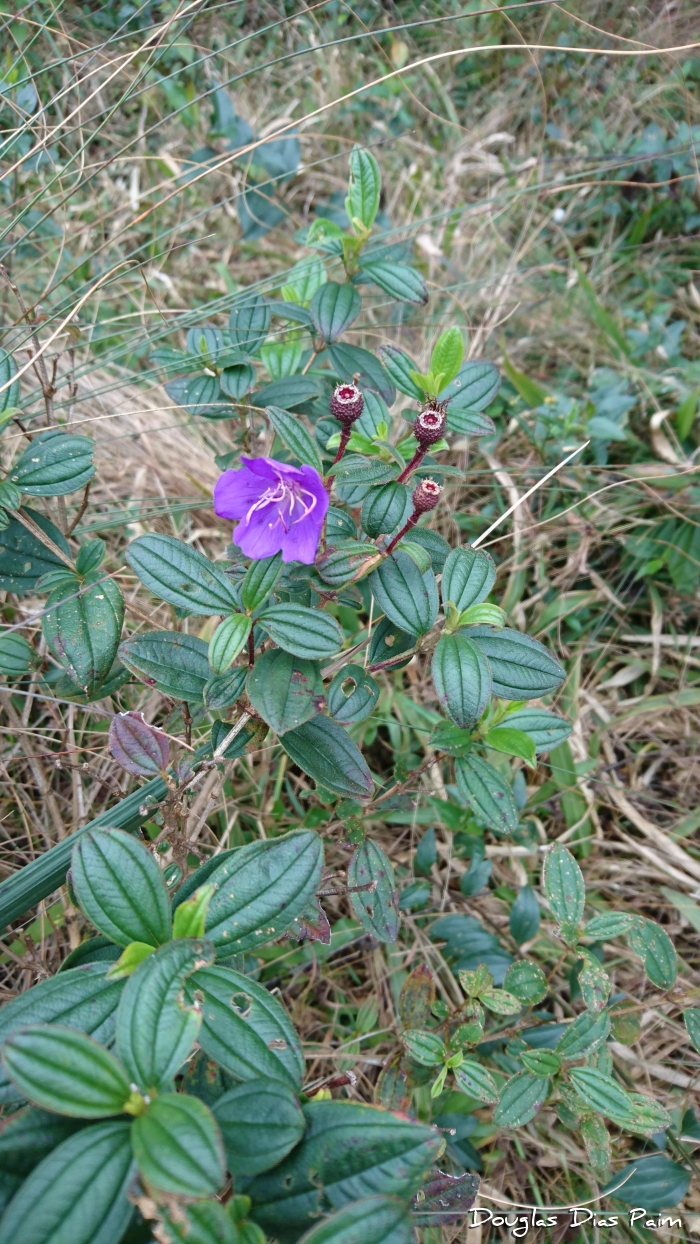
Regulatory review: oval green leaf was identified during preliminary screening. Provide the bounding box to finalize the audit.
[71,827,171,948]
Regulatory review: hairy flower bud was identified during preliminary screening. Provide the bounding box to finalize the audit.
[330,382,364,424]
[412,477,442,513]
[413,404,446,447]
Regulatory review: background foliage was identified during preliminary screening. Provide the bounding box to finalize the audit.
[1,2,700,1241]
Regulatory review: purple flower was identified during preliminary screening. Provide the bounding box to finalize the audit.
[213,456,328,564]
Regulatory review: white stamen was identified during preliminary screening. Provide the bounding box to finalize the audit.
[244,472,318,534]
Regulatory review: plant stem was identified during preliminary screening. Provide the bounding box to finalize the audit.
[397,445,426,483]
[384,509,419,556]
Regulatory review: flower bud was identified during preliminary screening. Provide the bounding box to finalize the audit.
[330,382,364,424]
[413,404,446,446]
[412,477,441,513]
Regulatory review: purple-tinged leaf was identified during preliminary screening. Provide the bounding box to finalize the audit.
[412,1170,480,1226]
[109,711,169,777]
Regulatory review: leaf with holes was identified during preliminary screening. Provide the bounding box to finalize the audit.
[369,550,438,636]
[455,754,518,835]
[132,1093,225,1197]
[267,406,324,475]
[186,963,304,1087]
[119,631,210,701]
[432,634,492,729]
[2,1026,131,1117]
[213,1078,305,1176]
[463,627,565,699]
[348,838,399,943]
[282,715,373,798]
[247,649,323,734]
[42,573,123,696]
[327,664,379,725]
[71,827,171,948]
[10,430,95,496]
[126,533,241,615]
[246,1098,441,1244]
[116,938,215,1093]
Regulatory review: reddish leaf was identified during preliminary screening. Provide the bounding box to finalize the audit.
[398,964,436,1032]
[109,711,169,777]
[413,1170,480,1225]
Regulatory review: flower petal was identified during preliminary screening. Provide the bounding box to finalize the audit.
[213,466,263,520]
[233,505,285,560]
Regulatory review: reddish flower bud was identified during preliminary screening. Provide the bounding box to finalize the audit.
[330,382,364,424]
[413,404,447,447]
[412,477,442,513]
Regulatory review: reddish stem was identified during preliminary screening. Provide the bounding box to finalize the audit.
[247,629,255,667]
[397,445,427,484]
[325,425,353,493]
[384,509,419,556]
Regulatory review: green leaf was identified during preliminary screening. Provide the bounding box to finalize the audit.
[198,830,325,955]
[0,507,71,596]
[578,948,611,1013]
[220,362,256,399]
[684,1008,700,1054]
[213,1078,305,1176]
[452,1059,499,1105]
[208,613,251,674]
[267,406,324,475]
[432,634,492,729]
[106,941,155,980]
[481,986,521,1015]
[346,147,381,231]
[246,1099,441,1243]
[455,754,518,834]
[186,324,225,364]
[247,648,323,734]
[502,708,572,753]
[42,573,124,696]
[257,603,343,659]
[360,482,412,538]
[2,1026,130,1117]
[132,1093,225,1197]
[332,455,397,486]
[402,1030,447,1066]
[676,387,699,440]
[627,918,677,989]
[175,373,230,418]
[501,354,548,407]
[543,844,585,940]
[0,633,36,678]
[568,1068,635,1127]
[282,715,373,798]
[583,911,636,941]
[204,666,247,712]
[327,663,379,725]
[369,550,438,636]
[0,1106,84,1180]
[360,263,427,305]
[579,1114,611,1173]
[458,602,505,629]
[0,349,20,417]
[116,938,215,1093]
[210,717,261,760]
[316,540,381,588]
[254,374,321,410]
[440,361,501,412]
[10,430,95,496]
[186,964,304,1087]
[75,538,105,575]
[441,546,495,612]
[309,281,361,343]
[503,960,547,1004]
[430,328,464,388]
[555,1010,610,1060]
[229,293,271,354]
[0,966,125,1092]
[72,827,171,948]
[494,1071,549,1127]
[602,1154,690,1211]
[328,342,395,405]
[509,885,540,944]
[261,339,303,380]
[627,1093,672,1138]
[119,631,210,701]
[378,346,424,399]
[348,838,399,943]
[520,1049,561,1077]
[463,627,566,699]
[295,1196,415,1244]
[172,885,215,940]
[483,726,537,769]
[126,533,241,615]
[0,1120,134,1244]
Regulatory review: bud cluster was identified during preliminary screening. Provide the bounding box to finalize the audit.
[330,382,364,425]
